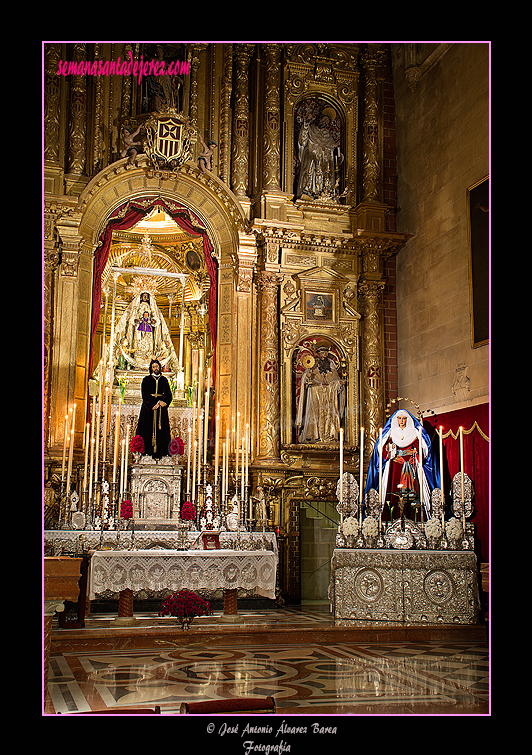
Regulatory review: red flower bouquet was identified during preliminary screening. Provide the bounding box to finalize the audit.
[130,435,145,454]
[120,500,133,519]
[180,500,196,521]
[169,437,185,456]
[158,589,212,619]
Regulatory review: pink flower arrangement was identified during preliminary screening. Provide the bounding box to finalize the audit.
[130,435,145,454]
[158,589,212,619]
[169,437,185,456]
[180,500,196,521]
[120,500,133,519]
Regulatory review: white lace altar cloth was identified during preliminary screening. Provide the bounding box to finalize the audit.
[88,549,278,600]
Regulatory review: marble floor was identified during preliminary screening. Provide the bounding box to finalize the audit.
[45,605,489,717]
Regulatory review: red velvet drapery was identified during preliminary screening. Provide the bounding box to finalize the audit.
[89,197,218,378]
[424,402,490,562]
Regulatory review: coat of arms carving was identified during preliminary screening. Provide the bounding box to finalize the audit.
[144,109,196,171]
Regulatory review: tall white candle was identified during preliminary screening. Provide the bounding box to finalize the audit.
[459,426,466,530]
[439,426,444,526]
[124,422,131,496]
[113,411,120,483]
[61,412,70,480]
[222,441,226,503]
[214,404,220,485]
[225,428,230,498]
[418,424,423,508]
[187,425,192,497]
[359,427,364,523]
[119,438,126,498]
[192,439,197,504]
[102,386,109,464]
[66,404,76,491]
[339,428,344,524]
[83,422,90,491]
[245,423,249,488]
[378,427,383,508]
[236,411,240,483]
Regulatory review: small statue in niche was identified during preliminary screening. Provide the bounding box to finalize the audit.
[120,125,143,167]
[198,135,217,173]
[295,102,343,201]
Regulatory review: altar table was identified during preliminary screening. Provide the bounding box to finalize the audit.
[88,549,278,622]
[329,549,480,625]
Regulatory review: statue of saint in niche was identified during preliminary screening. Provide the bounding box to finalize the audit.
[295,342,346,444]
[294,98,344,201]
[112,291,179,373]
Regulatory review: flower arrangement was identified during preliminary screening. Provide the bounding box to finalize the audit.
[130,435,145,454]
[180,500,196,521]
[445,516,463,540]
[169,436,185,456]
[425,517,442,540]
[342,516,359,537]
[158,589,213,620]
[362,515,379,539]
[120,500,133,519]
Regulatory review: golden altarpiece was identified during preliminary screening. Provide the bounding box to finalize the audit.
[44,42,410,604]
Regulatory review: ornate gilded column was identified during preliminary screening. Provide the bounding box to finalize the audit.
[65,43,87,192]
[219,44,233,184]
[262,44,282,191]
[360,45,386,203]
[231,44,254,199]
[359,278,385,453]
[255,271,284,462]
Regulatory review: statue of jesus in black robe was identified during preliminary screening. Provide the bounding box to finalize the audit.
[136,359,173,460]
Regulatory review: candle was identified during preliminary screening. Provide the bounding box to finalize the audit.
[214,404,220,485]
[66,427,74,493]
[119,437,126,498]
[203,389,209,466]
[459,426,466,530]
[236,411,240,483]
[222,441,226,504]
[339,428,344,523]
[204,368,211,466]
[94,407,101,483]
[124,422,131,495]
[192,439,197,505]
[225,428,230,498]
[66,404,76,491]
[113,411,120,483]
[418,423,423,509]
[378,427,383,508]
[359,427,364,523]
[245,423,249,488]
[187,425,192,497]
[439,426,445,527]
[102,385,109,464]
[83,422,90,491]
[241,443,245,502]
[61,412,70,480]
[89,437,95,502]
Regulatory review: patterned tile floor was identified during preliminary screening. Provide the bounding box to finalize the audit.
[45,606,489,716]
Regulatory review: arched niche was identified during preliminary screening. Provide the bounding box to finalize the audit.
[77,158,247,378]
[46,158,247,453]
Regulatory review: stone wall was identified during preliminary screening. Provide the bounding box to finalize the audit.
[391,43,489,414]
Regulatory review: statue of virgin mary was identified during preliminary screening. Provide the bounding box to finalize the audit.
[112,291,179,372]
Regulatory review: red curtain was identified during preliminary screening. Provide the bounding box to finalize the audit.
[89,197,218,378]
[424,403,490,562]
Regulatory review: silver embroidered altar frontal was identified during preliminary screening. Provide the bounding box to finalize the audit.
[329,549,480,624]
